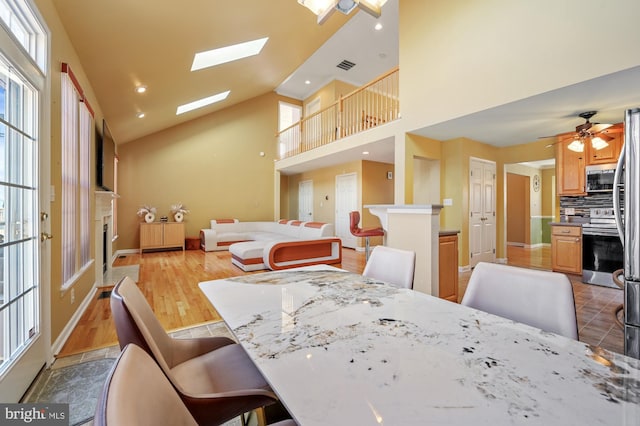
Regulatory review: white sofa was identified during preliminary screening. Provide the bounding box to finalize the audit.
[200,219,341,271]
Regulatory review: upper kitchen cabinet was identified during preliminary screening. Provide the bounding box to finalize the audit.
[556,135,587,196]
[585,123,623,165]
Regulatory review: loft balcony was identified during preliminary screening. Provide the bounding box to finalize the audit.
[277,67,399,160]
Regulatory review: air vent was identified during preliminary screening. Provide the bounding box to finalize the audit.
[336,59,356,71]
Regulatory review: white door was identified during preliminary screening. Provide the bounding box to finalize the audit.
[469,158,496,267]
[335,173,358,248]
[298,180,313,221]
[0,47,48,399]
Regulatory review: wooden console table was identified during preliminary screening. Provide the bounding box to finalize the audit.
[140,222,185,253]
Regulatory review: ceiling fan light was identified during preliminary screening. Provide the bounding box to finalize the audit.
[567,139,584,153]
[591,136,609,151]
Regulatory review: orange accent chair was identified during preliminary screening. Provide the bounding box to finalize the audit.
[349,211,384,261]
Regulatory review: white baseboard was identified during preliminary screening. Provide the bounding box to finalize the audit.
[115,248,139,257]
[458,265,471,273]
[496,258,508,264]
[50,285,98,359]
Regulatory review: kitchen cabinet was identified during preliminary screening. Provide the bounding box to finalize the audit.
[140,222,185,252]
[551,225,582,274]
[439,232,459,302]
[586,124,623,165]
[556,136,586,196]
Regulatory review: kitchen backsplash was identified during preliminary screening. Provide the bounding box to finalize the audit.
[560,193,614,218]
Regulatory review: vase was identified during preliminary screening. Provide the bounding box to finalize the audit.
[144,212,155,223]
[174,212,184,223]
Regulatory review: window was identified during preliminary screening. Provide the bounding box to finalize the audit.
[61,64,92,288]
[278,101,301,158]
[0,0,47,72]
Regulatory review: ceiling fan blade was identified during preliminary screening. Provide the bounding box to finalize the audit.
[589,123,612,133]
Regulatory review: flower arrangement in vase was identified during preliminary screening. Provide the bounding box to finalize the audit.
[137,205,157,223]
[170,203,190,223]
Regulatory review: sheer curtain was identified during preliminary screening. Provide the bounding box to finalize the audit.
[61,65,92,287]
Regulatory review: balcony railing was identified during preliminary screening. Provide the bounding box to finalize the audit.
[277,67,399,160]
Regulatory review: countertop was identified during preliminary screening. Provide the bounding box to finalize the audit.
[200,266,640,425]
[550,222,583,227]
[439,229,460,236]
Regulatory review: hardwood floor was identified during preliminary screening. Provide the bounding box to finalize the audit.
[57,248,366,356]
[58,244,624,357]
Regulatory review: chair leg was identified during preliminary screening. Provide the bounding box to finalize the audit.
[256,407,267,426]
[365,236,371,261]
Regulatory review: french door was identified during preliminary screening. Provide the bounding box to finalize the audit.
[0,20,48,401]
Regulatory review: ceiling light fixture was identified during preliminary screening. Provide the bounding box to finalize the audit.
[135,85,147,94]
[305,80,311,85]
[374,22,383,30]
[566,134,613,153]
[176,90,230,115]
[191,37,269,71]
[298,0,388,24]
[136,112,145,119]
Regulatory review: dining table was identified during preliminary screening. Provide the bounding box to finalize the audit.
[199,265,640,425]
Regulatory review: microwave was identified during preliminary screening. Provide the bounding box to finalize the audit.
[585,164,617,192]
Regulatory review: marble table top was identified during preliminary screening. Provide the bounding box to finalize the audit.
[199,266,640,425]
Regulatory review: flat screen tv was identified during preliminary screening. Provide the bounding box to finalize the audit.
[96,119,116,192]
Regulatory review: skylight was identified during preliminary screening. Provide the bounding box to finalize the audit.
[176,90,230,115]
[191,37,269,71]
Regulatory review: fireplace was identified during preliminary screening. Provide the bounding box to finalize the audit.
[95,191,117,286]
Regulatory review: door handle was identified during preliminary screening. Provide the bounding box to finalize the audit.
[40,232,53,242]
[40,212,49,221]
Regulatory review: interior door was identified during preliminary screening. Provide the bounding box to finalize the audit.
[469,158,496,267]
[335,173,357,248]
[298,180,313,222]
[0,49,47,401]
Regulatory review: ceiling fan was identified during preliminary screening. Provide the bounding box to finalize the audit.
[557,111,615,153]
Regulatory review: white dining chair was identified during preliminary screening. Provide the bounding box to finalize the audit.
[363,245,416,289]
[461,262,579,340]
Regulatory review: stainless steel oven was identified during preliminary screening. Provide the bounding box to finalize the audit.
[582,208,624,288]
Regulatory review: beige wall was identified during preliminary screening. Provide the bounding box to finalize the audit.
[285,160,394,247]
[399,0,640,133]
[35,0,108,343]
[117,92,289,249]
[302,79,358,114]
[287,160,361,224]
[541,168,556,219]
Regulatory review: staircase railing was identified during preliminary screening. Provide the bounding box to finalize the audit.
[277,67,399,160]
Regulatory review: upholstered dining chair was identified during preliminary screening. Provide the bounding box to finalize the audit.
[461,262,579,340]
[349,210,384,261]
[110,277,279,426]
[95,344,297,426]
[363,245,416,289]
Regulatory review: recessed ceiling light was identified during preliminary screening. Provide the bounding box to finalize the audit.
[176,90,231,115]
[135,85,147,94]
[362,151,370,155]
[136,112,145,118]
[375,22,383,30]
[191,37,269,71]
[305,80,311,85]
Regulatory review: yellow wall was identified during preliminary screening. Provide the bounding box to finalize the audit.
[399,0,640,133]
[35,0,107,342]
[362,161,395,246]
[302,79,358,113]
[285,160,394,247]
[287,160,361,224]
[117,92,286,249]
[404,133,442,204]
